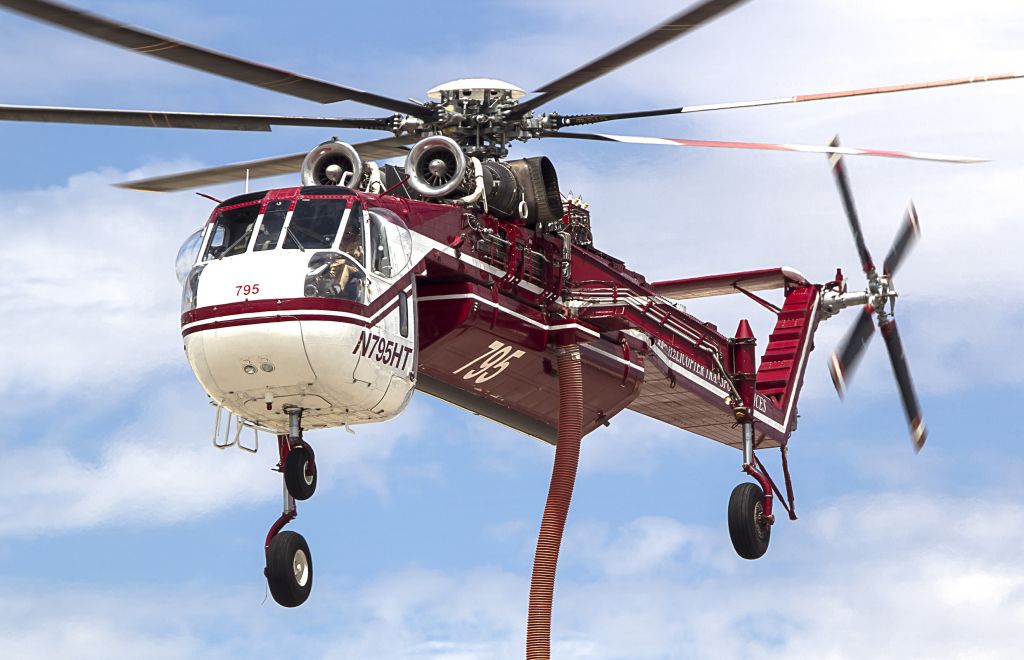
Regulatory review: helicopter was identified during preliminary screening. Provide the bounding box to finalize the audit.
[1,0,1018,656]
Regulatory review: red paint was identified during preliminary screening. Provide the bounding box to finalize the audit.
[651,267,808,300]
[182,297,404,337]
[743,460,775,525]
[265,434,296,551]
[182,272,415,326]
[416,281,642,440]
[189,183,848,516]
[732,319,757,411]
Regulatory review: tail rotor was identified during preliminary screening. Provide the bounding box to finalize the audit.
[822,137,928,451]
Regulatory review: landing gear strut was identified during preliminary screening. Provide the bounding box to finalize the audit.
[264,406,315,607]
[728,421,774,560]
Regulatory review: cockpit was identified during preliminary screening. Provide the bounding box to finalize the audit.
[177,187,413,313]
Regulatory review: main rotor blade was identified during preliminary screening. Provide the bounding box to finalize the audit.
[557,71,1024,126]
[828,136,876,274]
[513,0,750,116]
[829,305,876,398]
[546,131,987,164]
[0,103,395,131]
[116,136,412,193]
[883,203,921,277]
[0,0,431,118]
[880,319,928,452]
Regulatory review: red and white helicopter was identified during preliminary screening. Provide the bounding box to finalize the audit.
[2,0,1017,653]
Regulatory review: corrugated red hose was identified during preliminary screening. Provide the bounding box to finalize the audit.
[526,345,584,660]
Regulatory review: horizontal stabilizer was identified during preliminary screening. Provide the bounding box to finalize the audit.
[650,267,809,300]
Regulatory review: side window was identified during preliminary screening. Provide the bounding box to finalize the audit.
[203,203,260,260]
[338,202,365,266]
[369,213,392,277]
[304,252,365,303]
[399,291,409,337]
[284,198,347,250]
[367,207,413,278]
[253,199,290,252]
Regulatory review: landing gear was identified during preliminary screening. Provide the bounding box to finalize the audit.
[728,419,775,560]
[265,531,313,607]
[284,444,317,500]
[728,482,770,559]
[264,406,315,607]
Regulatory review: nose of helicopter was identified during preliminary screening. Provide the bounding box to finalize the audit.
[180,249,404,431]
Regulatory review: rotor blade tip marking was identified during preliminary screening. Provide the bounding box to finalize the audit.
[829,353,847,398]
[911,418,927,451]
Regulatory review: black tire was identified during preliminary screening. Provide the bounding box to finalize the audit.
[284,445,317,500]
[728,482,771,560]
[265,531,313,607]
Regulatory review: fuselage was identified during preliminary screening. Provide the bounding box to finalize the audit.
[179,184,816,451]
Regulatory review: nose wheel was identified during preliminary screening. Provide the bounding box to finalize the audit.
[284,443,317,500]
[265,530,313,607]
[264,407,317,607]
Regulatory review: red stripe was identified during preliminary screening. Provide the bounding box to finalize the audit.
[794,73,1020,103]
[181,272,414,325]
[182,297,403,337]
[666,138,785,151]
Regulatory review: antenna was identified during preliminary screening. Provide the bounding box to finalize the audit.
[245,168,250,193]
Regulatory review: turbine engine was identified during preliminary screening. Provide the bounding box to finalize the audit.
[404,134,563,229]
[301,139,364,187]
[405,135,467,197]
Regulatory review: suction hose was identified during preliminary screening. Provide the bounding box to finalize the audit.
[526,345,584,660]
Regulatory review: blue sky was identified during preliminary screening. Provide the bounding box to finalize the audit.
[1,1,1023,658]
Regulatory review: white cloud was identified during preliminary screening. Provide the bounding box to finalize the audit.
[0,168,210,398]
[4,491,1023,659]
[0,379,434,538]
[566,515,722,577]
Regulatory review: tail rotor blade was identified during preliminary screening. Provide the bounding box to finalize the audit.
[829,305,876,397]
[828,136,876,274]
[883,203,921,277]
[880,319,928,451]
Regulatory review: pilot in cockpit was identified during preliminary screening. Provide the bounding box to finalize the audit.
[326,227,365,301]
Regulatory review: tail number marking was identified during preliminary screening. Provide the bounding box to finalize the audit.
[453,340,525,384]
[353,331,413,371]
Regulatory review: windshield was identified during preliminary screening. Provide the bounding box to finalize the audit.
[175,227,205,285]
[284,198,348,250]
[203,202,260,260]
[253,199,290,252]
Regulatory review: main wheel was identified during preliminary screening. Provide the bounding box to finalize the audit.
[265,531,313,607]
[728,482,771,560]
[284,445,317,500]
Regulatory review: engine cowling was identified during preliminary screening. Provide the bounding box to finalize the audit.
[405,135,467,197]
[483,156,562,229]
[301,140,364,187]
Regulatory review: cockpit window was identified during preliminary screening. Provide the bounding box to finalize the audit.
[283,198,347,250]
[203,203,260,260]
[339,202,365,267]
[253,199,290,252]
[368,211,391,277]
[304,252,365,303]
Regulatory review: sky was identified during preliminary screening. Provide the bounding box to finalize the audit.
[1,0,1023,658]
